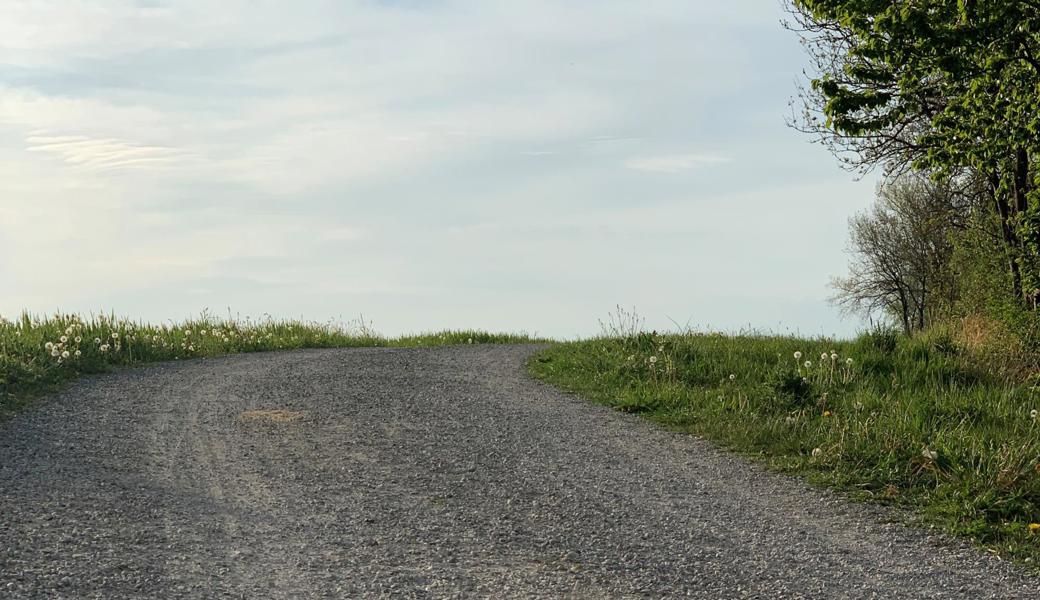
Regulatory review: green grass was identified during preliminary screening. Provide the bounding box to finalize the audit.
[527,326,1040,565]
[0,311,542,421]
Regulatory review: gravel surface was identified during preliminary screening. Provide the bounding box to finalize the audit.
[1,345,1037,598]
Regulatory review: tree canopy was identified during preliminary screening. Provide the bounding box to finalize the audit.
[789,1,1040,303]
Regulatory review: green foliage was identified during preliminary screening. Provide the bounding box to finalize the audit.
[792,0,1040,303]
[530,329,1040,565]
[0,311,542,420]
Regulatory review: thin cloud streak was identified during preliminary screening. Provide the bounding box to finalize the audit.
[26,133,194,172]
[624,154,732,173]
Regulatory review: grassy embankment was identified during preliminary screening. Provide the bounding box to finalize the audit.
[0,311,539,421]
[528,317,1040,565]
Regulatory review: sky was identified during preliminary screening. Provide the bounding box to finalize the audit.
[0,0,879,338]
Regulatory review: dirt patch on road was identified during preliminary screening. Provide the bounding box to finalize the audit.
[238,409,307,423]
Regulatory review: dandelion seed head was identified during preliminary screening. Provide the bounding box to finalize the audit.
[804,360,812,369]
[111,332,119,340]
[60,335,67,343]
[830,352,838,361]
[794,351,802,360]
[821,352,829,361]
[1031,409,1038,420]
[846,357,854,365]
[729,373,736,381]
[811,447,822,458]
[61,350,70,359]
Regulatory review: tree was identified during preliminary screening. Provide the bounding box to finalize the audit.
[833,174,967,335]
[788,1,1040,306]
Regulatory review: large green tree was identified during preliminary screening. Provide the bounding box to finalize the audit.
[789,0,1040,305]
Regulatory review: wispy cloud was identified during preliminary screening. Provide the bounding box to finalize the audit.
[624,153,731,173]
[25,133,194,172]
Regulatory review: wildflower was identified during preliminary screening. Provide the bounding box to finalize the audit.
[64,326,73,336]
[111,332,119,340]
[804,361,812,369]
[823,410,832,417]
[821,352,829,361]
[100,344,109,352]
[922,448,938,461]
[50,348,60,357]
[830,352,838,361]
[1030,523,1040,534]
[74,350,81,357]
[467,338,473,344]
[45,341,54,350]
[729,373,736,381]
[94,337,101,344]
[201,329,207,335]
[794,351,802,360]
[846,357,853,366]
[60,335,68,343]
[61,350,70,359]
[1032,409,1039,420]
[811,447,822,458]
[649,356,658,364]
[785,416,797,425]
[74,336,81,343]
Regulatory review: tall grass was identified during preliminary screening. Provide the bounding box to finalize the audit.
[0,311,542,420]
[528,323,1040,564]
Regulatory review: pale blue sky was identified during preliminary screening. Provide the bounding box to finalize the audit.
[0,0,877,338]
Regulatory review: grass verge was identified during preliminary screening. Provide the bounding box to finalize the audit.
[527,326,1040,566]
[0,311,541,422]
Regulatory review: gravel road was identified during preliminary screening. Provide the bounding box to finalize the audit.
[1,345,1037,598]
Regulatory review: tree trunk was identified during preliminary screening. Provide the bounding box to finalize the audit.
[990,169,1024,301]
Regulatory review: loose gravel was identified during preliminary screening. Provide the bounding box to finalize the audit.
[1,345,1037,598]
